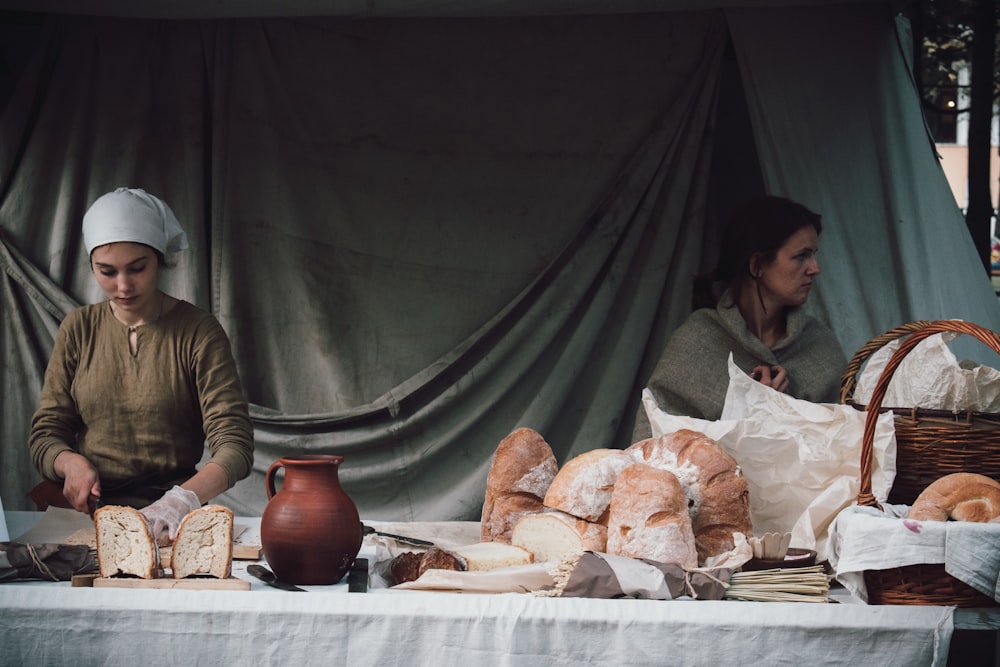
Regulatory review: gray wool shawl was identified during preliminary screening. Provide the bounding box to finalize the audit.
[632,293,846,442]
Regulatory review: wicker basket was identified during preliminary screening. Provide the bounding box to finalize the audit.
[847,319,1000,607]
[842,320,1000,506]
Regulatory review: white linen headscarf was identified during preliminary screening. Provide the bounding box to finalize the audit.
[83,188,189,255]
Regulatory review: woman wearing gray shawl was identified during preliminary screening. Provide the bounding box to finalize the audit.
[633,196,846,440]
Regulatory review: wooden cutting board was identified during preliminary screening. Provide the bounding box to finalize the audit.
[90,576,250,590]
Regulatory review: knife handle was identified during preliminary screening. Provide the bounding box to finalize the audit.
[348,558,368,593]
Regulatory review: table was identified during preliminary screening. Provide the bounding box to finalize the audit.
[1,511,995,666]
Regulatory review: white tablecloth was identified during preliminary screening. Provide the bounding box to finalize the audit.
[0,511,958,666]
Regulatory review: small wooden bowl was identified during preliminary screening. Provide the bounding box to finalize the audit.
[742,547,817,571]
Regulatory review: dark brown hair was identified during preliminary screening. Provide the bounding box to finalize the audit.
[692,196,822,310]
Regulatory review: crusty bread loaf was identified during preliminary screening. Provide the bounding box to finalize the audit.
[94,505,161,579]
[511,509,607,563]
[170,505,234,579]
[543,448,635,523]
[481,428,559,543]
[627,430,751,564]
[909,472,1000,522]
[606,463,697,569]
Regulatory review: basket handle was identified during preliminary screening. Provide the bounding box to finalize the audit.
[857,320,1000,507]
[839,320,932,405]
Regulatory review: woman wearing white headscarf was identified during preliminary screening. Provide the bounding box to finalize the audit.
[29,188,254,545]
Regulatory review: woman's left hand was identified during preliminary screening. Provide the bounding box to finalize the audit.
[751,364,790,393]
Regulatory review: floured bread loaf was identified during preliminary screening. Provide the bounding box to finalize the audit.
[170,505,234,579]
[511,509,607,563]
[94,505,161,579]
[607,463,697,569]
[627,430,751,564]
[481,428,559,543]
[543,448,635,523]
[909,472,1000,522]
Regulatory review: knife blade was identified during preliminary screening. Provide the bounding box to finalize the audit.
[246,564,307,592]
[361,524,434,547]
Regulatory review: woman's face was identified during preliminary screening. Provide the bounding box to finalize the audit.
[754,225,820,309]
[90,242,161,315]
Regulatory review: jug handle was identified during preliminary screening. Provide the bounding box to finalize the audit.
[265,459,284,499]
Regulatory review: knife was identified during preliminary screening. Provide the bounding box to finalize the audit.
[361,524,434,548]
[247,564,307,592]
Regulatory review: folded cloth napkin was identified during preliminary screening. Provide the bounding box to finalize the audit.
[0,542,97,582]
[829,504,1000,603]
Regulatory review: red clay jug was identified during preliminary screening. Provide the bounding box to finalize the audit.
[261,454,362,585]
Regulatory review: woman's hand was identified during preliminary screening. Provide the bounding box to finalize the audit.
[53,451,101,513]
[139,486,202,546]
[751,364,790,394]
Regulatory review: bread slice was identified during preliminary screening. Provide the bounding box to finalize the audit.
[94,505,161,579]
[454,541,534,571]
[511,510,607,563]
[170,505,234,579]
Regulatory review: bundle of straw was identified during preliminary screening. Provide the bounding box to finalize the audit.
[724,565,830,603]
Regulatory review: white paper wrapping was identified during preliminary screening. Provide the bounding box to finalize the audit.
[643,355,897,563]
[853,330,1000,412]
[830,504,1000,603]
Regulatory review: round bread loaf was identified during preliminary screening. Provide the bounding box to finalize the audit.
[606,463,698,569]
[543,448,635,523]
[511,509,608,563]
[481,428,558,543]
[908,472,1000,522]
[627,429,751,564]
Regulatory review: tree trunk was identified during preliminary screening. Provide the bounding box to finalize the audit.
[965,0,997,275]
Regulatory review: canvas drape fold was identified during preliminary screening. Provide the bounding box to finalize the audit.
[1,12,728,515]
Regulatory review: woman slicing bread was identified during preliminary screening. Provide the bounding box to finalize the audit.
[632,196,846,440]
[29,188,254,545]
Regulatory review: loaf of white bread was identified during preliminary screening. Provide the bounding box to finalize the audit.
[543,448,635,523]
[908,472,1000,522]
[626,430,752,564]
[95,504,233,579]
[606,463,698,569]
[481,427,558,543]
